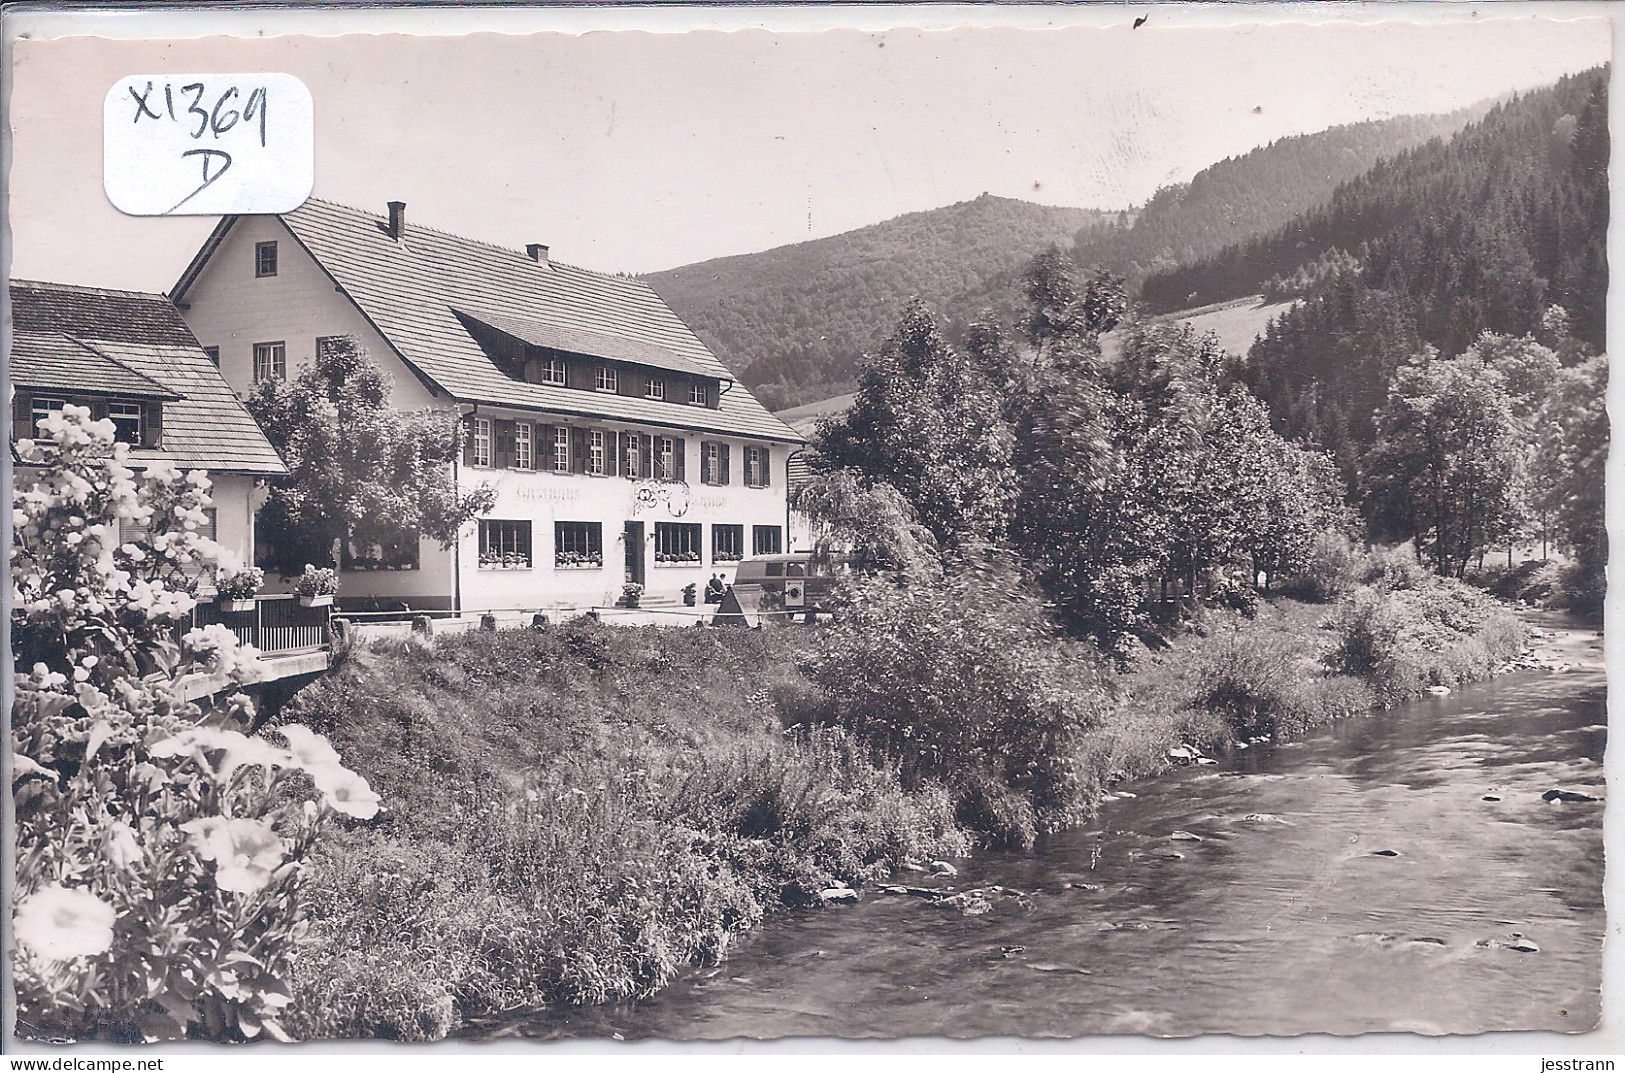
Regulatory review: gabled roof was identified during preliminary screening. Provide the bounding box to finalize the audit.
[174,199,803,443]
[9,280,287,475]
[11,332,180,400]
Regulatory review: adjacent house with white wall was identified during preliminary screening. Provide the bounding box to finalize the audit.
[9,279,287,569]
[170,198,804,613]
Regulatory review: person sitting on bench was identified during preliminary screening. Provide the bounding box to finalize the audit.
[705,573,727,604]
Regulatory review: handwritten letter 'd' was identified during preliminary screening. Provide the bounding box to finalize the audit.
[104,74,314,216]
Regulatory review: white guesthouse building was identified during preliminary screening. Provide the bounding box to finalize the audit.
[171,199,805,614]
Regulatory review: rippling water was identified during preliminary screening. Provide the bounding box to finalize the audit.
[508,615,1606,1040]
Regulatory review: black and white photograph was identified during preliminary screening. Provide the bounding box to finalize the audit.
[2,2,1615,1055]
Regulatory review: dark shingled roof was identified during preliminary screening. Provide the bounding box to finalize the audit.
[9,281,286,475]
[12,279,200,348]
[176,199,803,443]
[456,310,715,379]
[11,332,179,400]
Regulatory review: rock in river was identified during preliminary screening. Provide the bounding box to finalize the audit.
[929,860,960,877]
[818,886,858,904]
[1541,789,1599,803]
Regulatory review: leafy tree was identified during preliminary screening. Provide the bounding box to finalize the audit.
[814,301,1016,547]
[244,339,495,574]
[1531,353,1609,608]
[789,470,940,577]
[1366,351,1529,577]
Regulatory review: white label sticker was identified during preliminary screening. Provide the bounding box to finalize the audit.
[103,73,313,216]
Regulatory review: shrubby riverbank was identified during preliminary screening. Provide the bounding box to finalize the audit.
[276,546,1523,1040]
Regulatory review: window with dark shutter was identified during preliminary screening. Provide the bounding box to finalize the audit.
[570,427,589,474]
[513,422,533,470]
[143,403,163,448]
[622,431,639,479]
[641,434,654,479]
[673,438,686,482]
[719,443,731,486]
[493,419,515,469]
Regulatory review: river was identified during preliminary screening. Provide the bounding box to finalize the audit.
[509,614,1607,1040]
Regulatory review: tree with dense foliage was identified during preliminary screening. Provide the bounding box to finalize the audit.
[244,338,495,574]
[814,300,1017,547]
[789,469,940,577]
[1531,353,1609,609]
[1366,351,1529,577]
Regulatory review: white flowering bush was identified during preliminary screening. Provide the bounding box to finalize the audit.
[11,407,378,1042]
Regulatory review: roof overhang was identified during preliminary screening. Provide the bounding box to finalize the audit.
[454,309,723,381]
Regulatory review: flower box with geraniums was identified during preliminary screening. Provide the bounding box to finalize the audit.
[294,565,338,607]
[479,551,532,571]
[215,567,264,612]
[653,551,703,567]
[621,582,644,609]
[554,550,603,570]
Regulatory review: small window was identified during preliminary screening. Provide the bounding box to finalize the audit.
[766,562,785,578]
[703,442,723,485]
[744,446,770,488]
[689,382,709,406]
[654,522,702,565]
[552,426,570,473]
[588,430,607,476]
[255,241,278,278]
[785,562,806,577]
[539,357,567,385]
[252,341,286,383]
[752,525,783,556]
[554,521,603,569]
[646,377,665,400]
[595,366,618,393]
[478,519,533,569]
[107,402,143,445]
[513,422,533,470]
[624,431,641,479]
[712,524,743,563]
[203,346,221,367]
[316,335,350,361]
[471,417,492,468]
[28,396,64,436]
[656,436,675,481]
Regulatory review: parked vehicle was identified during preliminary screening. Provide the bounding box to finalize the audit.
[730,552,852,611]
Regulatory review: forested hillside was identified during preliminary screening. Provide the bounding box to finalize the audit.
[1143,67,1608,339]
[1082,108,1489,288]
[645,195,1117,410]
[650,107,1482,411]
[1215,67,1607,481]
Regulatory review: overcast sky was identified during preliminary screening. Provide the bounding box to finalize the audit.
[5,7,1611,292]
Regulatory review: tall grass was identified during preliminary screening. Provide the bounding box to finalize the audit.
[277,620,965,1040]
[278,544,1525,1038]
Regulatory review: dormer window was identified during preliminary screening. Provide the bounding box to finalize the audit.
[108,402,143,445]
[689,382,709,407]
[646,377,665,400]
[595,366,618,393]
[535,357,566,385]
[255,241,278,278]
